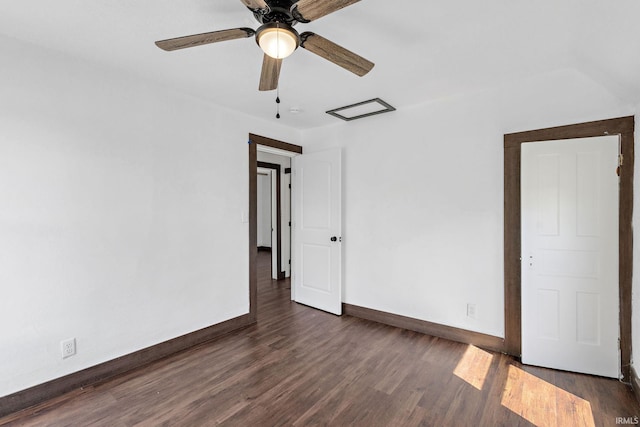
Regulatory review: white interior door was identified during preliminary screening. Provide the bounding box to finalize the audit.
[521,136,619,378]
[292,148,342,315]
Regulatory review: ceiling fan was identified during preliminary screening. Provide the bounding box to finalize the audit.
[155,0,374,91]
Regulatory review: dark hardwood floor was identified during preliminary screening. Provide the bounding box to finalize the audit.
[2,252,638,426]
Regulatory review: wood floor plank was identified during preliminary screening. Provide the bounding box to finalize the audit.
[1,252,638,426]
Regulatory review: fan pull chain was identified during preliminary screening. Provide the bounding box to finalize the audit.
[276,87,281,119]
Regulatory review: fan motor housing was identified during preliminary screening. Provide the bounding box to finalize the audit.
[252,0,303,25]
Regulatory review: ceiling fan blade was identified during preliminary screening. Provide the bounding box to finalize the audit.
[259,54,283,91]
[239,0,269,11]
[292,0,361,22]
[155,28,255,51]
[300,32,374,77]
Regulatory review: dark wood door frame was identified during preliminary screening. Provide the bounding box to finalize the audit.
[257,161,284,280]
[504,116,634,380]
[249,134,302,321]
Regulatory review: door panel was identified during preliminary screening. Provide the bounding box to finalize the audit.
[521,136,619,378]
[292,149,342,315]
[301,244,332,292]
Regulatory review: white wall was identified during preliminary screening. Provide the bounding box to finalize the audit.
[302,68,635,339]
[0,35,300,397]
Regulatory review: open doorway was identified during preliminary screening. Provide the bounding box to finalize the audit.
[257,159,287,281]
[248,134,302,321]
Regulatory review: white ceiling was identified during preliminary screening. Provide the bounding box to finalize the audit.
[1,0,639,129]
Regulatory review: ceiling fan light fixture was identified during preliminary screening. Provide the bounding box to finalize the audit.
[256,23,299,59]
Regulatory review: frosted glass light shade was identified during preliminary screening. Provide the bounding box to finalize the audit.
[257,26,298,59]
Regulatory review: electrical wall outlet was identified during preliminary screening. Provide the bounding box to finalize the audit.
[61,338,76,359]
[467,303,477,319]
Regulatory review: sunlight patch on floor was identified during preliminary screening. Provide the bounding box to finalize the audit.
[501,365,595,427]
[453,345,494,390]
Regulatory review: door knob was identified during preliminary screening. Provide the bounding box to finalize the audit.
[330,236,338,242]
